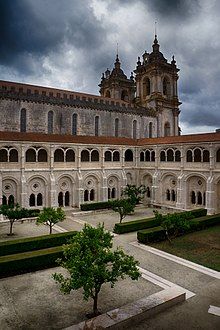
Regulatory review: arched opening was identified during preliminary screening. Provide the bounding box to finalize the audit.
[38,149,47,162]
[54,149,64,162]
[167,149,174,161]
[171,190,176,202]
[91,150,99,162]
[166,189,171,201]
[37,193,43,206]
[26,149,36,162]
[121,90,128,101]
[2,195,7,205]
[84,190,89,202]
[146,187,151,198]
[9,149,18,162]
[149,122,153,138]
[58,192,63,207]
[140,151,144,162]
[194,148,201,162]
[8,195,15,207]
[163,77,170,96]
[65,191,70,206]
[191,191,196,204]
[0,149,7,162]
[203,150,210,162]
[143,77,150,97]
[175,150,181,162]
[146,150,150,161]
[115,118,119,137]
[216,149,220,162]
[187,150,192,162]
[112,187,116,199]
[72,113,77,136]
[95,116,99,136]
[105,151,112,162]
[108,188,111,200]
[203,192,206,206]
[132,120,137,139]
[160,151,166,161]
[125,149,133,162]
[113,151,120,161]
[164,122,171,137]
[29,194,35,207]
[81,150,90,162]
[197,191,202,205]
[48,111,54,134]
[105,90,111,98]
[66,149,75,162]
[151,151,155,162]
[90,189,95,201]
[20,108,27,132]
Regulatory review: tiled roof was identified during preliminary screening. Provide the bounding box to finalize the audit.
[0,131,219,146]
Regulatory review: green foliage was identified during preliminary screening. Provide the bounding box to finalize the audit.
[53,224,140,316]
[0,246,63,278]
[0,204,26,235]
[80,201,111,211]
[122,184,147,205]
[0,231,76,257]
[109,199,135,223]
[137,226,166,244]
[37,207,65,234]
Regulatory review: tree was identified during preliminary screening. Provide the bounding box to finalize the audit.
[122,184,147,205]
[53,224,140,317]
[109,199,135,223]
[0,203,25,236]
[36,207,65,234]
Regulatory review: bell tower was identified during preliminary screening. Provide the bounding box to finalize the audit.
[134,35,181,137]
[99,54,135,103]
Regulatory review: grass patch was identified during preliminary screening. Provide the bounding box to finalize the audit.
[150,225,220,271]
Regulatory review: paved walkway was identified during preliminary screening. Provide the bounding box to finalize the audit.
[0,207,219,329]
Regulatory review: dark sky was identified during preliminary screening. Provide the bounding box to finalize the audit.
[0,0,219,134]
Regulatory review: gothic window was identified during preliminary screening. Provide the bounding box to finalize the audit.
[54,149,64,162]
[48,111,54,134]
[125,149,133,162]
[9,149,18,162]
[132,120,137,139]
[163,77,170,96]
[0,149,7,162]
[175,150,181,162]
[84,190,89,202]
[167,149,174,162]
[140,151,144,162]
[187,150,193,162]
[115,118,119,137]
[194,148,201,162]
[58,192,63,207]
[166,189,171,201]
[191,191,196,204]
[29,194,35,207]
[95,116,99,136]
[108,188,111,199]
[66,149,75,162]
[164,122,171,136]
[151,151,155,162]
[197,191,202,205]
[203,150,210,162]
[37,193,43,206]
[216,148,220,162]
[111,188,116,199]
[113,151,120,161]
[65,191,70,206]
[8,195,15,207]
[2,195,7,205]
[91,150,99,161]
[149,122,153,138]
[38,149,47,162]
[143,77,150,97]
[72,113,77,135]
[20,108,26,132]
[26,149,36,162]
[146,150,150,161]
[160,151,166,161]
[81,150,89,162]
[171,190,176,202]
[90,189,95,201]
[105,151,112,161]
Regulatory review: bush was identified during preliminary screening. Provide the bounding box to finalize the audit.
[0,231,76,257]
[80,201,111,211]
[0,246,63,278]
[114,209,206,234]
[137,213,220,244]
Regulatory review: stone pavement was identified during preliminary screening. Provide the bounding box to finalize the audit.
[0,206,219,329]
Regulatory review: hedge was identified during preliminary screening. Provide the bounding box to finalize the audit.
[137,213,220,244]
[0,231,76,257]
[114,208,207,234]
[0,246,63,278]
[80,201,111,211]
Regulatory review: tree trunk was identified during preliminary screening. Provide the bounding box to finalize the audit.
[165,230,172,244]
[50,224,52,234]
[9,220,14,236]
[93,291,99,316]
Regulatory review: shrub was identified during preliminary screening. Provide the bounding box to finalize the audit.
[80,201,111,211]
[0,246,63,278]
[0,231,76,257]
[190,214,220,231]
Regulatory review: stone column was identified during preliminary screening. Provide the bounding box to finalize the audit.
[206,176,215,215]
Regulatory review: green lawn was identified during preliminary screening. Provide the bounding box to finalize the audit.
[150,225,220,271]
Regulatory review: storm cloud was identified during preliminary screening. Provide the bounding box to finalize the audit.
[0,0,219,134]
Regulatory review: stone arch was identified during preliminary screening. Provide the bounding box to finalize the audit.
[161,173,178,205]
[186,175,206,208]
[81,149,90,162]
[83,174,100,202]
[57,175,74,207]
[91,149,99,162]
[104,150,112,162]
[37,148,48,162]
[65,149,75,162]
[125,149,133,162]
[0,148,8,162]
[2,178,18,206]
[141,173,153,201]
[9,148,18,162]
[113,150,120,161]
[28,176,48,207]
[26,148,36,162]
[54,148,64,162]
[107,175,120,200]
